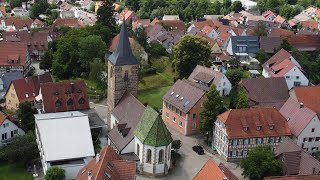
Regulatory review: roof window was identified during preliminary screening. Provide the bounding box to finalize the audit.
[170,91,174,95]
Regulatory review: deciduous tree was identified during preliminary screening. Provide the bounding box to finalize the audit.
[200,85,225,140]
[17,102,35,132]
[172,34,211,79]
[44,167,65,180]
[240,145,282,180]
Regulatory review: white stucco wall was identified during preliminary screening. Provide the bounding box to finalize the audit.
[284,67,309,89]
[110,114,118,129]
[134,137,171,175]
[295,115,320,154]
[226,39,233,55]
[121,138,135,154]
[0,119,25,146]
[216,75,232,96]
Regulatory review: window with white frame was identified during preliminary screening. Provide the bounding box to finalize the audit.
[165,112,169,118]
[244,139,249,145]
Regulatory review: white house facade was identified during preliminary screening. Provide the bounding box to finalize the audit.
[0,118,25,146]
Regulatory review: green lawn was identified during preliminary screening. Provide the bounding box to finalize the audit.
[0,162,33,180]
[138,66,174,110]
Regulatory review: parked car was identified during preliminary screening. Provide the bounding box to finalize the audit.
[192,145,204,155]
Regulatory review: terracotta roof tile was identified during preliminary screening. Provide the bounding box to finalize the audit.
[0,17,33,30]
[193,159,228,180]
[260,36,283,53]
[76,146,136,180]
[10,73,53,102]
[39,80,90,113]
[193,19,222,29]
[218,163,239,180]
[108,33,136,52]
[3,31,49,53]
[301,20,319,30]
[53,18,84,28]
[292,86,320,114]
[241,77,289,109]
[269,27,294,38]
[218,108,291,138]
[274,15,286,24]
[269,59,296,77]
[288,35,320,51]
[0,42,28,67]
[159,20,186,31]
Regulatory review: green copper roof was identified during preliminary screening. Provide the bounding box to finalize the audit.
[134,106,173,147]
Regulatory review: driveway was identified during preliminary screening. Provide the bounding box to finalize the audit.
[138,126,245,180]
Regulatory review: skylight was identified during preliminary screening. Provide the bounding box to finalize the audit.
[170,91,174,95]
[175,94,179,98]
[184,101,190,106]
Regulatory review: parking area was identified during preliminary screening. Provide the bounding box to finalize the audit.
[138,126,245,180]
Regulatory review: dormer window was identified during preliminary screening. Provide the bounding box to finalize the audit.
[257,126,262,131]
[67,99,73,106]
[243,127,248,131]
[79,97,85,105]
[53,91,59,96]
[55,99,62,107]
[269,125,274,130]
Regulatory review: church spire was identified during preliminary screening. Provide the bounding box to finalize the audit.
[108,21,139,66]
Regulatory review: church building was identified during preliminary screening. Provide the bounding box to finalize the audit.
[106,21,173,176]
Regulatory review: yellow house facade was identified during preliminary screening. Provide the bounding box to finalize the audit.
[5,83,20,111]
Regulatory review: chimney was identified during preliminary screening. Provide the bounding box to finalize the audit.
[70,82,75,93]
[25,77,28,83]
[95,153,100,163]
[88,171,92,180]
[300,102,304,108]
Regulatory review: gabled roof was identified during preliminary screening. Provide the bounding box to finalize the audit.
[280,98,316,136]
[193,159,238,180]
[39,80,90,113]
[269,27,294,38]
[187,65,227,91]
[0,42,28,67]
[134,106,173,147]
[163,79,205,113]
[241,77,289,109]
[273,15,286,24]
[0,17,33,29]
[288,35,320,51]
[301,20,319,30]
[108,92,145,151]
[159,20,186,31]
[275,139,320,175]
[10,73,53,102]
[76,146,136,180]
[218,108,291,138]
[108,22,139,66]
[260,36,283,53]
[108,33,136,52]
[3,31,49,52]
[53,18,84,28]
[268,58,296,77]
[291,86,320,114]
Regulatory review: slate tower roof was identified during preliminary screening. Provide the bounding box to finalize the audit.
[108,22,139,66]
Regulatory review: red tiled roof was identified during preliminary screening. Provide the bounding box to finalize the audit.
[262,10,275,18]
[33,19,45,28]
[265,175,320,180]
[159,20,186,31]
[269,27,294,38]
[301,20,319,30]
[193,19,222,29]
[269,58,296,77]
[76,146,136,180]
[202,25,214,35]
[0,17,33,30]
[218,108,291,138]
[280,98,316,136]
[40,80,90,113]
[262,49,293,70]
[288,35,320,51]
[3,31,49,53]
[0,42,28,67]
[193,159,228,180]
[10,73,53,102]
[292,86,320,114]
[53,18,84,28]
[316,9,320,18]
[132,19,150,29]
[273,15,286,24]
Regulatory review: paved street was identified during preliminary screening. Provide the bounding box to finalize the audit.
[90,100,245,180]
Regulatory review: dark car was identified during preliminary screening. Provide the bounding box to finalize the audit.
[192,145,204,155]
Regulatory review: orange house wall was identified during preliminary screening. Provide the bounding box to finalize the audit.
[162,95,207,136]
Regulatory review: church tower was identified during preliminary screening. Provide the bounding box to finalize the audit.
[106,22,139,127]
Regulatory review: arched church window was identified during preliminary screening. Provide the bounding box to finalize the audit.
[67,99,73,106]
[147,149,152,163]
[124,71,129,82]
[158,149,164,163]
[55,99,62,107]
[137,144,140,157]
[79,97,85,105]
